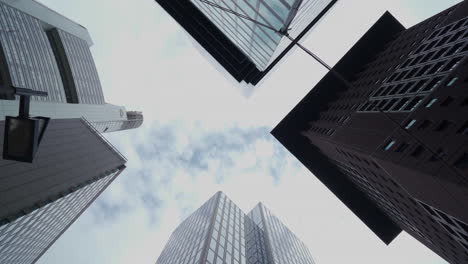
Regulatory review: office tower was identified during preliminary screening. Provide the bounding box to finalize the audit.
[0,118,127,264]
[154,0,337,96]
[156,191,315,264]
[273,2,468,264]
[0,0,143,133]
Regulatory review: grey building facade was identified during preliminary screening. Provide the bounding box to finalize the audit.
[155,0,337,96]
[156,191,315,264]
[0,0,143,132]
[0,118,127,264]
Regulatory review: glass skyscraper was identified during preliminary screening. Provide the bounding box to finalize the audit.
[156,191,315,264]
[155,0,337,96]
[0,118,127,264]
[190,0,335,71]
[0,1,136,263]
[0,0,143,133]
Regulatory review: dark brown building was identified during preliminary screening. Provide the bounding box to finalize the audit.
[273,2,468,263]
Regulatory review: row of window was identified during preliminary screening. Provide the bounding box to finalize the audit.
[0,172,117,264]
[386,55,463,85]
[260,205,315,264]
[383,137,468,171]
[207,194,246,264]
[156,194,215,264]
[360,95,426,113]
[419,201,468,252]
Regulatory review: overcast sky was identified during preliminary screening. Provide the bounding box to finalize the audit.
[35,0,462,263]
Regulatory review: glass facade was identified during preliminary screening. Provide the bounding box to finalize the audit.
[156,194,217,264]
[0,170,121,264]
[0,2,66,102]
[190,0,335,70]
[56,29,105,104]
[0,1,142,133]
[156,192,315,264]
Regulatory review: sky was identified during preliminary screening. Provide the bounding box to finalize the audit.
[35,0,463,264]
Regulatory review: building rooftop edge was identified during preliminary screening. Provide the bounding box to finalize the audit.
[0,0,93,45]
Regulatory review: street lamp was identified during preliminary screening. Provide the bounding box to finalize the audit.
[2,85,49,163]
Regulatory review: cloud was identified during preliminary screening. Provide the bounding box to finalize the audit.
[34,0,458,264]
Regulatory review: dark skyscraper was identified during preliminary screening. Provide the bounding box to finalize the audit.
[0,0,143,133]
[273,2,468,264]
[156,191,315,264]
[154,0,337,96]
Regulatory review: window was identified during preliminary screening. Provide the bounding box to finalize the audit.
[392,98,409,111]
[452,19,465,31]
[395,143,410,153]
[429,148,447,162]
[416,65,430,77]
[442,57,461,71]
[454,153,468,169]
[440,96,455,106]
[405,119,417,129]
[411,146,425,157]
[425,40,437,51]
[437,35,450,47]
[398,82,414,94]
[456,121,468,135]
[418,120,433,130]
[406,68,419,79]
[447,77,459,86]
[382,99,398,111]
[403,96,424,111]
[425,98,438,108]
[401,58,413,68]
[433,47,448,59]
[462,97,468,106]
[434,120,453,131]
[409,80,427,93]
[384,140,396,151]
[422,77,441,91]
[446,43,463,56]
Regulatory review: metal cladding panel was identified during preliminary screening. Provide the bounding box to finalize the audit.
[0,118,126,222]
[271,12,405,244]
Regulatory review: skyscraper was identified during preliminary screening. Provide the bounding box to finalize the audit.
[0,118,127,264]
[154,0,337,96]
[273,2,468,263]
[0,0,143,133]
[0,1,136,263]
[156,191,315,264]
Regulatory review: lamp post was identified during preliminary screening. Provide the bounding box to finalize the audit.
[1,85,49,163]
